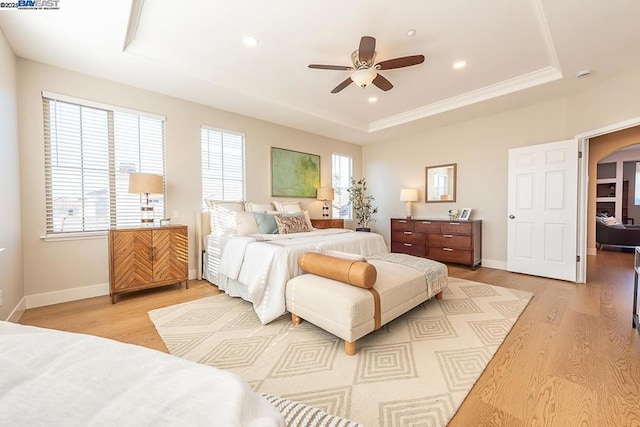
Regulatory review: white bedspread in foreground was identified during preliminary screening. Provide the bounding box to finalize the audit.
[0,321,284,427]
[213,229,389,324]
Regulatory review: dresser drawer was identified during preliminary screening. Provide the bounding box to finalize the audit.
[391,219,414,231]
[429,234,472,249]
[392,230,425,244]
[391,241,426,257]
[441,222,472,235]
[414,220,441,233]
[429,247,472,264]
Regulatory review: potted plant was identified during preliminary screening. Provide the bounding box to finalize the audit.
[347,177,378,231]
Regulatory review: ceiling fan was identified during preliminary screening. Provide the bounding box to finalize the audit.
[308,36,425,94]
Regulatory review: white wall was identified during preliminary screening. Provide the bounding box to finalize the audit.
[363,68,640,268]
[0,29,24,320]
[17,59,362,304]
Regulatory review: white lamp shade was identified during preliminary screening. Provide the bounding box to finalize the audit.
[400,188,419,202]
[316,187,335,201]
[351,68,377,88]
[129,173,164,195]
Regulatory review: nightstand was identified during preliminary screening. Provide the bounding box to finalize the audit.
[109,225,188,303]
[311,218,345,229]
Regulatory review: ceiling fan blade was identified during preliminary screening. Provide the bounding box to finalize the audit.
[358,36,376,64]
[376,55,425,70]
[372,74,393,91]
[331,77,353,94]
[308,64,354,71]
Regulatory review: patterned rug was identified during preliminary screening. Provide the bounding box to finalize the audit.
[148,278,532,427]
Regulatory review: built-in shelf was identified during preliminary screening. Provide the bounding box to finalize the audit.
[596,178,617,184]
[596,197,617,202]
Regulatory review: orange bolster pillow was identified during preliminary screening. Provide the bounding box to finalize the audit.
[298,252,377,289]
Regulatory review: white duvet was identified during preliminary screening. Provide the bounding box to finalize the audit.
[0,321,284,427]
[214,229,389,324]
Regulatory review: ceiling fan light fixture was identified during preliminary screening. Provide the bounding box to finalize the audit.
[351,68,377,88]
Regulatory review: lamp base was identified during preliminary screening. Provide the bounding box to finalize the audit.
[141,205,154,225]
[405,201,412,219]
[322,201,330,218]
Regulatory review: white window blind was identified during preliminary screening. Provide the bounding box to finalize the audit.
[43,96,165,234]
[332,153,353,219]
[201,127,245,208]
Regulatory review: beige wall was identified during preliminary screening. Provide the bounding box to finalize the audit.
[363,99,570,267]
[0,29,24,320]
[364,68,640,267]
[17,59,361,300]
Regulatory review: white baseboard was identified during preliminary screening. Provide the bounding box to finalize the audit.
[26,283,110,309]
[587,247,597,256]
[5,297,27,322]
[480,259,507,270]
[23,271,199,311]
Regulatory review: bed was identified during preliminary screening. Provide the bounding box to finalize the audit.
[0,321,283,426]
[198,201,389,324]
[0,321,362,427]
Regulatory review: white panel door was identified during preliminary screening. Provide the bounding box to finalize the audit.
[507,139,578,281]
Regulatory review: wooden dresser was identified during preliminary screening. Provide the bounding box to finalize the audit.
[311,218,344,229]
[391,218,482,269]
[109,225,188,303]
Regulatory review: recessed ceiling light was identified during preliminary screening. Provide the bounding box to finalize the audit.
[453,60,467,69]
[243,36,258,47]
[407,29,416,37]
[368,96,378,103]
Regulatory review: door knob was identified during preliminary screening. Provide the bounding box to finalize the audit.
[509,215,515,219]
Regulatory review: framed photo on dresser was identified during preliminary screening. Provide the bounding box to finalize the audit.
[459,208,472,221]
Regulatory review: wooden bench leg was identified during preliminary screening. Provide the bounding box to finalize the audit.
[291,313,302,326]
[435,291,443,299]
[345,341,356,356]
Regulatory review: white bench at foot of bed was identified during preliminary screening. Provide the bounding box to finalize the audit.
[285,254,448,355]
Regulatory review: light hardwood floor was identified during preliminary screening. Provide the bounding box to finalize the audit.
[18,251,640,426]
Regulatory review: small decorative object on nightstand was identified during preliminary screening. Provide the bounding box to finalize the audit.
[310,218,344,229]
[317,187,334,218]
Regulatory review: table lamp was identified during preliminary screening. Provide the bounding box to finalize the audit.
[400,188,419,218]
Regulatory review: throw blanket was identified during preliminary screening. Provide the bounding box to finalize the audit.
[368,253,448,297]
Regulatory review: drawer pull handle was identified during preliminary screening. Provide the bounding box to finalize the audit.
[403,243,413,247]
[421,221,431,224]
[449,222,460,225]
[403,231,412,235]
[443,234,454,238]
[398,220,407,223]
[443,248,454,251]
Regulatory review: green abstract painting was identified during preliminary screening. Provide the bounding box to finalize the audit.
[271,147,320,198]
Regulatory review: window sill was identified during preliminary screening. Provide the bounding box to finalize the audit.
[41,231,108,242]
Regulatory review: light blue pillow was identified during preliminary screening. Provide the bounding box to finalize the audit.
[253,212,279,234]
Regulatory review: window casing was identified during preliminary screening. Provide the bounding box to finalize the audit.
[332,153,353,219]
[43,94,165,235]
[201,127,246,208]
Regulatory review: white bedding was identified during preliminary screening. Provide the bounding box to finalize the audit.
[0,321,284,427]
[209,229,389,324]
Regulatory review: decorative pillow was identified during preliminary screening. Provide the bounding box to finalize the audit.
[235,211,259,235]
[253,212,279,234]
[245,201,275,212]
[299,252,377,289]
[274,214,310,234]
[275,201,302,213]
[602,216,621,226]
[325,250,366,262]
[302,210,315,230]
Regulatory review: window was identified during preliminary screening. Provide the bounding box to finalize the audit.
[201,126,245,208]
[43,93,165,235]
[332,153,353,219]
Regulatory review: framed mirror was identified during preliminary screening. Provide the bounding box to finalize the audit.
[425,163,457,203]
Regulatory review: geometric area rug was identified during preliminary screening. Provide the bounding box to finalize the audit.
[148,278,533,427]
